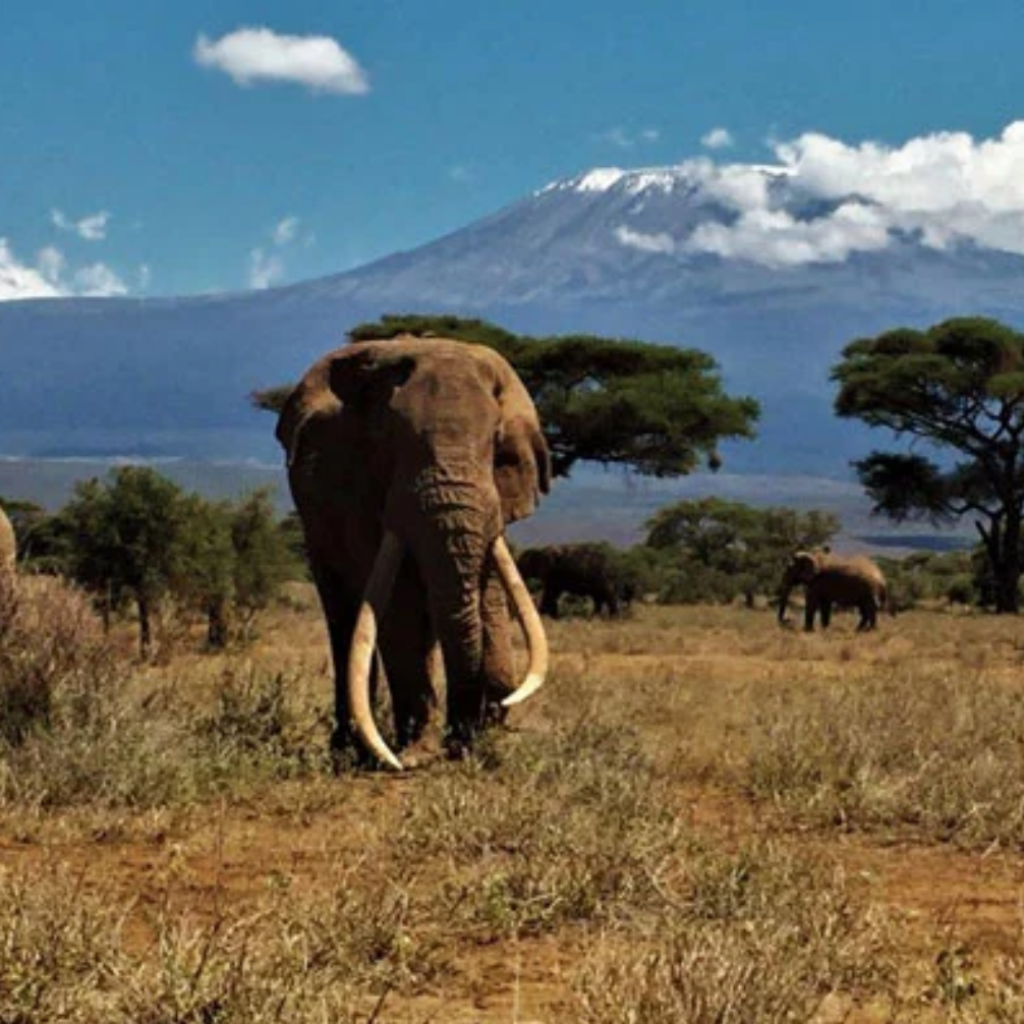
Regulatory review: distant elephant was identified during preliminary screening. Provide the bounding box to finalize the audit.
[277,336,551,770]
[778,549,889,632]
[517,543,630,618]
[0,504,15,575]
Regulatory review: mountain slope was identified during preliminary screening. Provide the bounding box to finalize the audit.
[4,163,1024,472]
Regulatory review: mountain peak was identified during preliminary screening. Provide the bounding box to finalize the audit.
[538,161,793,199]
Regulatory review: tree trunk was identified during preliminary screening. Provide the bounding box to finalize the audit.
[997,516,1021,614]
[977,516,1021,614]
[207,598,229,649]
[137,594,152,658]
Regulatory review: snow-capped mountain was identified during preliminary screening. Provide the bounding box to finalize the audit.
[4,159,1024,475]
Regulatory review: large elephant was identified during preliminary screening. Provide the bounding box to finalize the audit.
[277,336,551,770]
[0,504,15,574]
[778,549,889,632]
[517,543,631,618]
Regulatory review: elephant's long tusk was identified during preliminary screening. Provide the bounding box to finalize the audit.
[492,535,549,707]
[348,530,405,770]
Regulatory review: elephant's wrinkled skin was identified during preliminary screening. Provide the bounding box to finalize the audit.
[778,550,890,632]
[517,543,630,618]
[277,336,551,769]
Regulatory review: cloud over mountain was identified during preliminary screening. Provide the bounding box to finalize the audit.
[0,240,126,301]
[193,27,370,95]
[0,240,62,301]
[567,122,1024,268]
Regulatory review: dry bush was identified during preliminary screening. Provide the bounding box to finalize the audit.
[0,575,331,811]
[191,664,332,781]
[0,574,116,746]
[394,718,681,938]
[745,667,1024,846]
[0,863,443,1024]
[0,866,128,1022]
[956,954,1024,1022]
[574,842,894,1024]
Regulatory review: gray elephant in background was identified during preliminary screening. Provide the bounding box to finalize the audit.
[778,549,890,632]
[0,505,15,575]
[517,543,632,618]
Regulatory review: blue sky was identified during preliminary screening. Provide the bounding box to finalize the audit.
[4,0,1024,298]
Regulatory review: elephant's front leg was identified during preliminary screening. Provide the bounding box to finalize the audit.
[804,590,820,631]
[856,600,876,631]
[819,597,833,629]
[310,563,373,766]
[539,584,561,618]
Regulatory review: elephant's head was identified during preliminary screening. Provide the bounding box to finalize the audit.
[279,337,551,768]
[777,549,822,623]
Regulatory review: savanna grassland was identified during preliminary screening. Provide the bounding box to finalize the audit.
[4,575,1024,1022]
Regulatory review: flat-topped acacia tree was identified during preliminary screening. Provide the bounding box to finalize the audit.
[833,317,1024,613]
[253,314,760,479]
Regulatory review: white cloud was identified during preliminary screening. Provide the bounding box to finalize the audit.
[51,208,111,241]
[448,164,476,184]
[597,126,661,150]
[194,26,369,95]
[615,225,676,255]
[605,121,1024,267]
[685,202,890,267]
[272,215,300,245]
[0,240,63,300]
[701,127,734,150]
[74,263,129,297]
[249,247,285,289]
[0,240,127,301]
[248,215,306,288]
[37,246,66,286]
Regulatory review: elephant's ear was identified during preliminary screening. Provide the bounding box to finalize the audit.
[494,373,551,524]
[276,375,332,469]
[328,345,416,410]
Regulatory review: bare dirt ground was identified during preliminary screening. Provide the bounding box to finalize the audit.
[3,598,1024,1021]
[2,778,1021,1021]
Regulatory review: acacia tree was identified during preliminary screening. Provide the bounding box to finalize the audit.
[833,317,1024,613]
[644,498,839,605]
[229,489,299,639]
[175,495,235,649]
[62,467,190,652]
[253,314,759,478]
[60,471,299,653]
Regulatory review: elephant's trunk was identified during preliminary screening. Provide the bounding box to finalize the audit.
[406,463,496,739]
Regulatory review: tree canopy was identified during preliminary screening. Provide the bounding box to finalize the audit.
[644,497,840,606]
[253,314,759,478]
[51,468,300,654]
[832,316,1024,612]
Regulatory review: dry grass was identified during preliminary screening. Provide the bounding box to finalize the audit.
[4,590,1024,1019]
